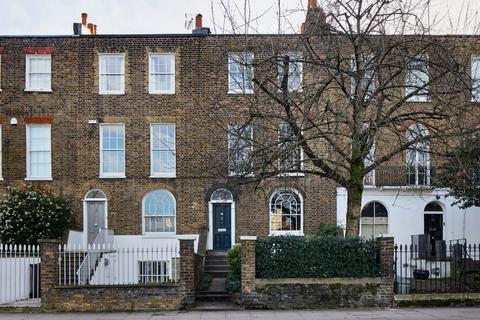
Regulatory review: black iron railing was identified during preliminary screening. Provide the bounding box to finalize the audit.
[394,240,480,294]
[364,166,438,187]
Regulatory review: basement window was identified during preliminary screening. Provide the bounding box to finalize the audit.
[99,54,125,94]
[138,261,170,284]
[25,55,51,92]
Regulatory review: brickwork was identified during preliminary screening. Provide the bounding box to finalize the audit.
[38,239,60,303]
[179,239,195,307]
[240,236,257,294]
[0,35,337,240]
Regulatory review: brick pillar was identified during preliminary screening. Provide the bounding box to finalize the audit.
[179,239,195,307]
[377,236,394,279]
[240,236,257,294]
[38,239,61,307]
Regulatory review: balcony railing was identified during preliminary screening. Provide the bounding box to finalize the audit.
[364,166,437,187]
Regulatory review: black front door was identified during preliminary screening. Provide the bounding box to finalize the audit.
[213,203,231,251]
[424,214,443,256]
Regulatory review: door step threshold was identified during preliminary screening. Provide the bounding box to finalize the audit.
[192,301,243,311]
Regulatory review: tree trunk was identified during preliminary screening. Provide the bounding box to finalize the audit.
[345,183,364,238]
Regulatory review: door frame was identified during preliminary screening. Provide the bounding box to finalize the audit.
[208,200,235,251]
[83,192,108,248]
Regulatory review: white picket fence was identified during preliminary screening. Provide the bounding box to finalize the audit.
[0,244,41,307]
[58,243,180,286]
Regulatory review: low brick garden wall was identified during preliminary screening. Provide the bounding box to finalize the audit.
[240,277,392,309]
[238,236,395,309]
[44,285,183,311]
[38,239,196,312]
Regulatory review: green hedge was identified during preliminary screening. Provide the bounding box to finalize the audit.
[256,236,380,278]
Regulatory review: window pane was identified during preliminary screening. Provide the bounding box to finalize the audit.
[228,124,253,175]
[144,190,176,233]
[151,124,176,175]
[28,125,51,178]
[270,190,302,233]
[150,55,175,92]
[101,125,125,175]
[228,53,253,93]
[100,55,125,92]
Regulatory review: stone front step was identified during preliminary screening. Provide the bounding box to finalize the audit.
[205,252,229,278]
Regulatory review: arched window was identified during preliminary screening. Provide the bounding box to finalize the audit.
[270,189,303,235]
[210,188,234,202]
[406,124,430,186]
[85,189,107,200]
[361,201,388,239]
[143,190,176,233]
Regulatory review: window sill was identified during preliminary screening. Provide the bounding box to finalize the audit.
[149,91,175,95]
[100,175,126,179]
[150,174,176,179]
[277,172,305,177]
[227,90,254,95]
[406,98,430,103]
[24,88,52,93]
[228,173,254,178]
[99,92,125,95]
[141,233,177,238]
[269,231,304,237]
[25,177,53,181]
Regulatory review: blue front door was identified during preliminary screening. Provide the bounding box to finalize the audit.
[213,203,232,251]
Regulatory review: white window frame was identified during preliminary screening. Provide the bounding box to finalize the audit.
[99,53,125,95]
[149,53,175,95]
[100,123,126,178]
[269,188,304,236]
[228,123,254,176]
[360,201,389,239]
[406,124,431,186]
[142,189,177,235]
[471,55,480,102]
[0,126,2,180]
[278,122,304,176]
[277,52,303,92]
[351,54,375,98]
[228,52,254,94]
[25,54,52,92]
[150,123,176,178]
[405,55,429,102]
[26,124,52,181]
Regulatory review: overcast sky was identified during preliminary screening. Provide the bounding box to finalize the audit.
[0,0,479,36]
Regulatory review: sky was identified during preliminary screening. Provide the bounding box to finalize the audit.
[0,0,479,36]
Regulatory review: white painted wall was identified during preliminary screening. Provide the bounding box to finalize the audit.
[337,187,480,245]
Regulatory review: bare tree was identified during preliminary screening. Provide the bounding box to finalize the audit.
[206,0,479,237]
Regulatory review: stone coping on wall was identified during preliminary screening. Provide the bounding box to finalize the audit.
[54,283,179,289]
[395,293,480,307]
[255,277,382,288]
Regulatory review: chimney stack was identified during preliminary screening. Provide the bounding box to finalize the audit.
[195,14,203,29]
[308,0,317,9]
[192,13,211,36]
[74,13,97,36]
[81,13,88,26]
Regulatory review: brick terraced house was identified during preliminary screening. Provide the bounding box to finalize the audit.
[1,1,480,261]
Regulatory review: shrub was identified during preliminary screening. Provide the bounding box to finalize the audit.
[315,223,344,238]
[256,236,380,278]
[197,273,213,291]
[0,185,72,244]
[225,245,241,292]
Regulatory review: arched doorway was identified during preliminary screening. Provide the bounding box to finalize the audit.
[208,188,235,251]
[83,189,108,246]
[424,202,444,257]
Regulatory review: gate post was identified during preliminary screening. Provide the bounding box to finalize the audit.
[38,239,61,307]
[179,238,195,308]
[240,236,257,294]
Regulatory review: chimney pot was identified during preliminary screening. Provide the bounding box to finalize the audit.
[87,23,94,34]
[195,14,203,29]
[81,13,88,26]
[308,0,317,9]
[94,24,97,35]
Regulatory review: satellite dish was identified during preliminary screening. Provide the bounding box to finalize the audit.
[185,13,194,30]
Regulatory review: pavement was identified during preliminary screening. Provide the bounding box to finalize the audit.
[0,308,480,320]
